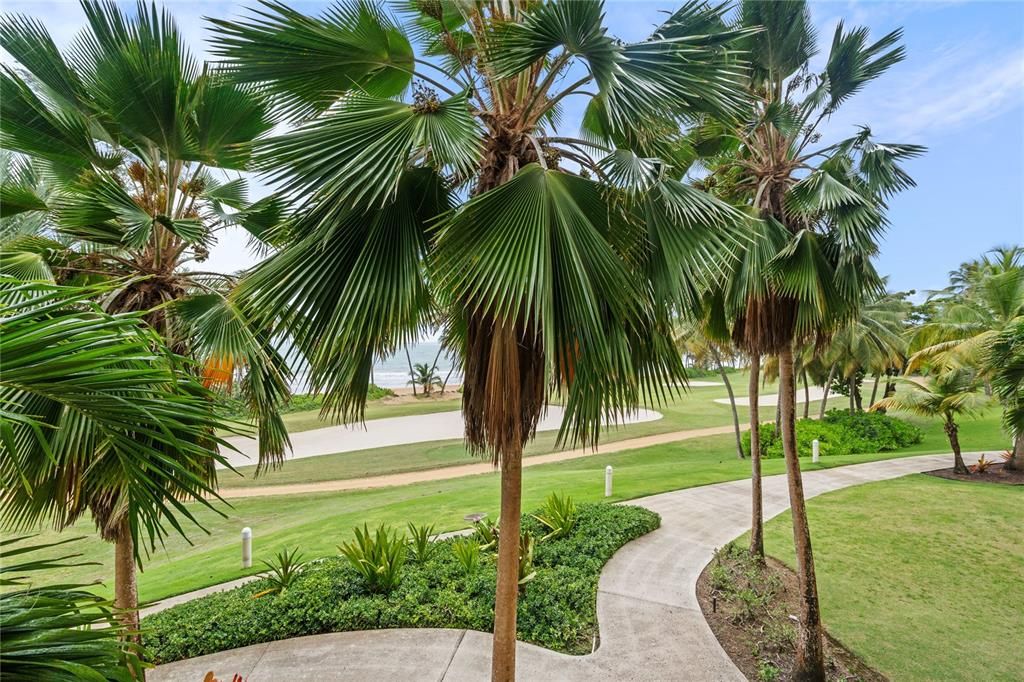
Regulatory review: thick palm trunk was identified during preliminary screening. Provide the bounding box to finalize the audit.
[1006,431,1024,471]
[714,349,743,459]
[869,373,880,407]
[113,518,143,679]
[748,355,764,559]
[492,447,522,682]
[779,347,826,681]
[945,416,969,475]
[818,364,836,418]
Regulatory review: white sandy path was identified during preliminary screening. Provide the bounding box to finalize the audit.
[220,406,662,469]
[717,384,827,407]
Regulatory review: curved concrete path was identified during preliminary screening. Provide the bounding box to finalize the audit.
[154,452,954,682]
[715,385,826,407]
[220,405,662,469]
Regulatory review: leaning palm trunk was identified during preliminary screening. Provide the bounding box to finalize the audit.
[802,369,811,419]
[869,374,881,407]
[714,348,744,459]
[818,364,837,418]
[748,355,764,558]
[779,347,826,681]
[944,414,970,475]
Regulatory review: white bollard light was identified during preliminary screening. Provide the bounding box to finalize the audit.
[605,465,613,497]
[241,527,252,568]
[812,439,820,464]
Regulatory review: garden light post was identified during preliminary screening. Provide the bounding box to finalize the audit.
[242,527,252,569]
[605,466,613,497]
[812,439,820,464]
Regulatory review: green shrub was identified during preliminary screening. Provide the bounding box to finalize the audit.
[741,410,922,459]
[473,517,499,551]
[518,531,537,588]
[253,547,306,598]
[452,538,481,575]
[338,524,407,594]
[217,385,394,419]
[143,504,659,663]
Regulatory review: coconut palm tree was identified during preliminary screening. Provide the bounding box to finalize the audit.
[210,2,751,678]
[699,2,924,676]
[408,361,442,395]
[871,371,988,474]
[0,279,236,650]
[0,0,291,646]
[985,318,1024,470]
[674,317,745,459]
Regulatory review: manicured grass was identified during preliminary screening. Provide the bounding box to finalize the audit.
[221,372,814,487]
[279,393,462,433]
[761,474,1023,682]
[22,410,1006,604]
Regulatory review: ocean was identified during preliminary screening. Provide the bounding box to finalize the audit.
[290,340,462,392]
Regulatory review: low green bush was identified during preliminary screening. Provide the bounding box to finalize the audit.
[143,503,659,663]
[741,410,922,459]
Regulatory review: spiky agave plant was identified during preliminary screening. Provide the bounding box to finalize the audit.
[211,1,753,679]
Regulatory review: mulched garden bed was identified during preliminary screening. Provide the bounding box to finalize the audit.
[925,460,1024,485]
[697,542,886,682]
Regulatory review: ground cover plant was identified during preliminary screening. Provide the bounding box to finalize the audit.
[743,410,922,459]
[142,503,659,663]
[761,474,1023,681]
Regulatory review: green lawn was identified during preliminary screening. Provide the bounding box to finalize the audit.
[22,410,1006,604]
[278,393,463,433]
[221,372,813,487]
[761,474,1022,682]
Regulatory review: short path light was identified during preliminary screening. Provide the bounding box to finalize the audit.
[812,439,820,464]
[605,465,613,497]
[241,527,252,569]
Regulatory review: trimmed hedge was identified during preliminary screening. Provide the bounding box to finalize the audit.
[742,410,922,459]
[142,503,659,663]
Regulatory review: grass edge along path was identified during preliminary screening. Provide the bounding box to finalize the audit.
[759,473,1022,682]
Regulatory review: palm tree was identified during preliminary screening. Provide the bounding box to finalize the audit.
[0,0,291,646]
[211,2,751,678]
[408,361,442,396]
[872,371,988,474]
[0,280,235,649]
[674,318,744,459]
[985,318,1024,470]
[825,286,910,412]
[701,2,924,676]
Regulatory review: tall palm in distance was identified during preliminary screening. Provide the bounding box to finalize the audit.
[211,1,753,678]
[699,2,924,677]
[0,0,292,644]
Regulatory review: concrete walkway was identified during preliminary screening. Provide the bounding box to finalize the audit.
[153,452,952,682]
[220,405,662,469]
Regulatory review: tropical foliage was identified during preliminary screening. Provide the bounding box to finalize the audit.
[210,1,755,677]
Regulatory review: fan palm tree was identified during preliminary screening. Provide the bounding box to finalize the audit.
[211,1,752,678]
[408,361,442,395]
[0,279,236,650]
[0,0,291,649]
[699,2,924,676]
[872,371,988,474]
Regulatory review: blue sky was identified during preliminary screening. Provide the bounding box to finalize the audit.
[3,0,1022,295]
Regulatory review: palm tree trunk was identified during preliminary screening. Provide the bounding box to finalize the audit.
[492,446,522,682]
[441,364,456,395]
[748,355,764,559]
[818,364,836,418]
[848,376,856,413]
[802,369,810,419]
[404,345,417,396]
[774,392,782,436]
[945,415,969,475]
[779,346,826,681]
[713,348,743,459]
[869,374,880,408]
[1005,431,1023,471]
[114,518,143,667]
